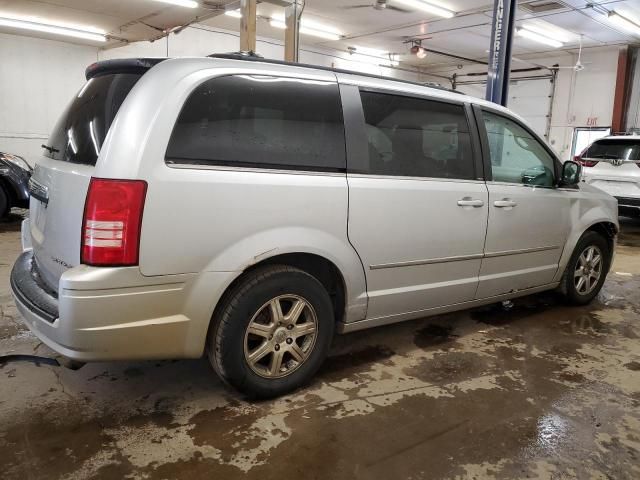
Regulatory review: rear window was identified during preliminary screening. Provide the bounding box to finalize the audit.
[165,75,346,172]
[585,139,640,161]
[44,73,141,166]
[358,90,475,179]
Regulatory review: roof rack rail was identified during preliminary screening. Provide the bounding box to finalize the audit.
[207,52,460,94]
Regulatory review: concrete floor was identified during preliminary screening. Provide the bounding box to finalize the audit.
[1,211,639,480]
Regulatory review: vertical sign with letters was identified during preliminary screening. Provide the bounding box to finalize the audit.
[486,0,517,106]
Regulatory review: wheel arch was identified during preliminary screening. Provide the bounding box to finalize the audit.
[215,252,349,327]
[555,218,619,283]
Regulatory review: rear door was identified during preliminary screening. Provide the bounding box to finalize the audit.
[30,73,142,291]
[342,85,489,321]
[475,107,571,298]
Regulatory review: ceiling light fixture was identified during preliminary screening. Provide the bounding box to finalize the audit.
[0,15,106,42]
[607,11,640,36]
[224,9,242,18]
[517,27,564,48]
[270,16,342,41]
[150,0,198,8]
[410,44,427,59]
[521,23,571,43]
[349,46,399,66]
[393,0,455,19]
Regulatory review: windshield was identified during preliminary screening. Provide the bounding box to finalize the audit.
[584,139,640,161]
[44,73,141,166]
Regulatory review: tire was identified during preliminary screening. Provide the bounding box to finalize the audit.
[562,231,611,305]
[0,185,8,218]
[209,265,334,399]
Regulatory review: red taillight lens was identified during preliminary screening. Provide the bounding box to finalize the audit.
[81,178,147,266]
[575,156,599,168]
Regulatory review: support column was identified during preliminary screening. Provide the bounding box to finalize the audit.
[240,0,257,53]
[612,46,630,133]
[284,0,304,62]
[485,0,517,106]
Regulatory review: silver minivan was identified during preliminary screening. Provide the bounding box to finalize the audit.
[11,55,618,397]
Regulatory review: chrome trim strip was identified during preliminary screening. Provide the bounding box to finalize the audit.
[484,245,561,258]
[166,163,345,177]
[348,173,486,184]
[370,253,483,270]
[370,245,560,270]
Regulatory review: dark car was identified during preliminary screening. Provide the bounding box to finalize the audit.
[0,151,32,217]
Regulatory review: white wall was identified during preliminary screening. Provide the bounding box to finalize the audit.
[0,33,98,164]
[422,47,620,160]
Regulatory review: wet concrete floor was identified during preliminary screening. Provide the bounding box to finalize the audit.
[0,211,639,479]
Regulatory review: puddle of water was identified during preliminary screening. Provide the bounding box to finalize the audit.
[413,323,458,349]
[319,345,395,380]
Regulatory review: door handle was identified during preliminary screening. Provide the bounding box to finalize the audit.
[457,198,485,208]
[494,199,517,208]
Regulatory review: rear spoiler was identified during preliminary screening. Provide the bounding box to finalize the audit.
[85,58,167,80]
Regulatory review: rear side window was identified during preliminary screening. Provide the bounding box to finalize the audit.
[166,75,346,172]
[585,139,640,161]
[358,91,475,180]
[45,73,141,166]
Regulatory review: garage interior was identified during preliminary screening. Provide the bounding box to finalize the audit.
[1,0,640,479]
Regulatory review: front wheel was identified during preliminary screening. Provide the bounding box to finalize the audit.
[562,231,611,305]
[209,265,334,398]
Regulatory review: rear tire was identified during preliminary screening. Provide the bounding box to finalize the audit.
[562,231,611,305]
[0,185,8,218]
[209,265,334,399]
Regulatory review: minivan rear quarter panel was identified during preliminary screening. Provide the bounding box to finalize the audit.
[100,60,368,322]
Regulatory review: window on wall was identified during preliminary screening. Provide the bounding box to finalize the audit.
[358,91,475,180]
[482,111,556,187]
[166,75,346,172]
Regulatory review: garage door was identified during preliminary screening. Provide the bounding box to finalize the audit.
[456,77,554,138]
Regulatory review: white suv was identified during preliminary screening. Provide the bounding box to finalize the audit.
[578,135,640,216]
[11,55,618,398]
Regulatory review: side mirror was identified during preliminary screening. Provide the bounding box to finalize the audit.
[560,160,582,187]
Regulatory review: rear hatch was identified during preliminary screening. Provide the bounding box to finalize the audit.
[30,59,163,292]
[581,138,640,196]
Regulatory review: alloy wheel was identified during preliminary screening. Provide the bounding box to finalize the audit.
[574,245,603,296]
[243,294,318,378]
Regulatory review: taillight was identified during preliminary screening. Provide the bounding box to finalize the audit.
[579,159,599,167]
[575,148,598,167]
[574,155,598,168]
[81,178,147,266]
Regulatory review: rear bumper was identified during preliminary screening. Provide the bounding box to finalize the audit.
[10,250,229,362]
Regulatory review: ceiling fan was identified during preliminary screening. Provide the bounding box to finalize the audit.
[554,35,589,72]
[343,0,410,13]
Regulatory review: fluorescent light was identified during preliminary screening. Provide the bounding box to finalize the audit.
[270,16,342,41]
[517,28,564,48]
[0,16,106,42]
[608,11,640,36]
[349,46,399,66]
[393,0,455,19]
[521,23,571,43]
[225,9,242,18]
[151,0,198,7]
